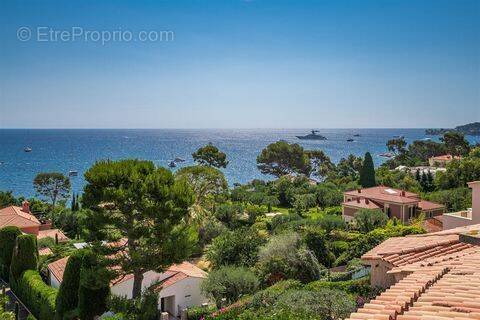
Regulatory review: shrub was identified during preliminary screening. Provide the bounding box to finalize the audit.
[353,209,388,233]
[323,206,342,216]
[186,305,217,320]
[55,251,85,319]
[198,218,228,248]
[269,213,302,232]
[250,279,303,308]
[206,228,265,268]
[0,226,22,279]
[305,277,373,297]
[14,270,57,320]
[318,214,345,233]
[10,234,38,283]
[78,251,110,320]
[201,266,259,308]
[256,233,325,285]
[301,226,335,267]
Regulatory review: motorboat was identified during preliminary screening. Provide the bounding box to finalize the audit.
[168,161,177,168]
[296,130,327,140]
[24,147,32,152]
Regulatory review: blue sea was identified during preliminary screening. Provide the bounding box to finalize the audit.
[1,129,479,198]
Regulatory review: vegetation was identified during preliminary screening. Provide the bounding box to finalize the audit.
[33,172,71,210]
[193,143,229,168]
[10,234,38,284]
[359,152,376,187]
[0,226,22,279]
[55,251,84,320]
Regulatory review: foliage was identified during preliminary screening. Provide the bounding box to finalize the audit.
[201,266,259,308]
[198,217,229,248]
[334,154,363,182]
[108,289,160,320]
[0,293,15,320]
[305,277,373,297]
[78,250,110,320]
[192,143,229,168]
[0,191,20,208]
[315,183,343,208]
[256,141,310,177]
[10,234,38,283]
[55,250,85,320]
[359,152,376,187]
[424,187,472,212]
[186,305,217,320]
[256,233,325,285]
[0,226,22,279]
[14,270,57,320]
[353,209,388,233]
[440,131,470,156]
[435,154,480,189]
[33,172,71,209]
[301,226,335,267]
[214,203,244,229]
[206,228,265,269]
[387,137,407,156]
[82,159,194,298]
[54,208,87,238]
[304,150,334,179]
[317,214,346,233]
[269,213,302,232]
[250,279,304,308]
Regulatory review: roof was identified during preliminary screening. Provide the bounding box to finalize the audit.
[38,247,53,256]
[37,229,69,242]
[0,206,41,229]
[47,256,69,283]
[344,186,420,204]
[342,198,381,210]
[430,154,461,161]
[348,224,480,320]
[417,200,445,211]
[422,218,443,233]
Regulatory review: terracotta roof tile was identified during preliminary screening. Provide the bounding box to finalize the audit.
[37,229,69,242]
[47,256,69,283]
[342,198,381,210]
[344,186,420,204]
[0,206,41,229]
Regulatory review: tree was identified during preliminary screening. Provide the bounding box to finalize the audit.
[387,137,407,155]
[354,209,388,233]
[206,228,265,268]
[10,234,38,283]
[33,172,71,209]
[359,152,376,188]
[0,191,19,208]
[175,166,228,218]
[55,250,85,320]
[192,143,229,168]
[441,131,470,156]
[301,226,335,267]
[82,159,195,299]
[304,150,334,180]
[201,266,259,308]
[257,141,310,177]
[0,226,22,279]
[335,154,363,181]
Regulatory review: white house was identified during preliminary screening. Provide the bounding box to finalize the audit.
[441,181,480,230]
[47,258,209,317]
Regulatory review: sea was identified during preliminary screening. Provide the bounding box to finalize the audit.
[1,129,479,198]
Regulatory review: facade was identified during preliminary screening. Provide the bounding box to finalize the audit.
[47,258,209,317]
[428,154,461,167]
[442,181,480,230]
[342,186,445,223]
[348,224,480,320]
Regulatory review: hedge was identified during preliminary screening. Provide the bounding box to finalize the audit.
[304,276,372,297]
[0,226,21,280]
[15,270,57,320]
[10,234,38,284]
[55,252,84,319]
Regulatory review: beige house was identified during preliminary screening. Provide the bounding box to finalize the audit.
[428,154,461,167]
[342,186,444,223]
[442,181,480,230]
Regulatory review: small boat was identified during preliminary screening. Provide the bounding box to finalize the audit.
[379,152,395,158]
[347,138,354,142]
[69,170,78,177]
[24,147,32,152]
[174,157,186,162]
[353,134,361,137]
[392,135,404,139]
[422,138,432,141]
[168,161,177,168]
[296,130,327,140]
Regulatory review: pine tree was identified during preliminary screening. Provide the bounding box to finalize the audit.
[359,152,376,188]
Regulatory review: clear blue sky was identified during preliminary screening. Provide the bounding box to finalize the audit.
[1,0,479,129]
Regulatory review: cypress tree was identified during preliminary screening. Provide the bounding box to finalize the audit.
[71,192,76,211]
[0,226,22,280]
[78,250,110,320]
[55,250,85,320]
[9,234,38,284]
[359,152,376,188]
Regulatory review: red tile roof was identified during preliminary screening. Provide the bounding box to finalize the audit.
[0,206,41,229]
[37,229,69,242]
[344,186,420,204]
[430,154,461,161]
[38,247,53,256]
[348,224,480,320]
[343,198,381,210]
[47,256,69,283]
[417,200,445,212]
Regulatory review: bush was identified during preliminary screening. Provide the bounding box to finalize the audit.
[186,305,217,320]
[56,251,85,319]
[305,277,373,297]
[250,279,303,308]
[206,228,265,268]
[14,270,57,320]
[269,213,302,232]
[256,233,325,285]
[10,234,38,283]
[353,209,388,233]
[201,266,259,308]
[198,218,228,248]
[0,226,22,279]
[301,226,335,267]
[318,214,345,233]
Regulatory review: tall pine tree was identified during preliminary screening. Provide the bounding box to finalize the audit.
[359,152,376,188]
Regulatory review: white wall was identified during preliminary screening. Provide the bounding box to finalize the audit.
[49,274,61,289]
[110,270,171,299]
[157,277,209,316]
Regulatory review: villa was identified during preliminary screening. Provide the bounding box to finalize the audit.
[347,224,480,319]
[428,154,461,167]
[342,186,445,223]
[48,257,209,317]
[0,201,68,242]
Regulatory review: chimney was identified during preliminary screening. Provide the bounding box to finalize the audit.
[357,188,361,193]
[21,200,30,213]
[365,199,370,205]
[401,191,406,197]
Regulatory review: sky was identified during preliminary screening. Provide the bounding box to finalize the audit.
[0,0,479,129]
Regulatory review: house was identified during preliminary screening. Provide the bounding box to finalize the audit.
[0,201,69,242]
[428,154,461,167]
[47,257,209,317]
[342,186,445,223]
[347,224,480,320]
[442,181,480,230]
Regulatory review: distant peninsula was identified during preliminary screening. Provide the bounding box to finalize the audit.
[426,122,480,136]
